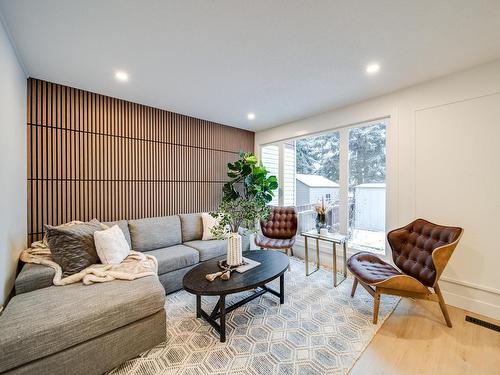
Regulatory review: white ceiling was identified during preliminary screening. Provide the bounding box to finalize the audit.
[1,0,500,131]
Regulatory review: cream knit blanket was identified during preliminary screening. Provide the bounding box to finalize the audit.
[20,240,158,286]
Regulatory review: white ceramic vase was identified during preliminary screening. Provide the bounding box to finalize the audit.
[227,232,243,266]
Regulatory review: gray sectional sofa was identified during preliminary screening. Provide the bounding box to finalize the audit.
[0,213,250,375]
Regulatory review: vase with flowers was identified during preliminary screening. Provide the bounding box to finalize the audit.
[314,196,331,234]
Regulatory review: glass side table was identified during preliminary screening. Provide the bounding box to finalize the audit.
[301,230,347,287]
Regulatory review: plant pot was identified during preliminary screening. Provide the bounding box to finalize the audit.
[227,232,243,266]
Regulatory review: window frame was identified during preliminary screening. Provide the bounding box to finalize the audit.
[259,117,392,256]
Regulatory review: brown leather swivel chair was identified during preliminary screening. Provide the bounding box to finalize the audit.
[348,219,463,327]
[255,206,298,259]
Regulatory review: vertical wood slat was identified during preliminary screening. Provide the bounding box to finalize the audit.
[26,78,255,242]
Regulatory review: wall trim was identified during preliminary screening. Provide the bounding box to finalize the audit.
[412,92,500,319]
[413,91,500,217]
[414,90,500,113]
[442,288,500,321]
[440,276,500,296]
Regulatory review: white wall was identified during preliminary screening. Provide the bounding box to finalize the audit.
[256,59,500,320]
[0,16,27,305]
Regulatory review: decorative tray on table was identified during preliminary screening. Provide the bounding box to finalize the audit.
[218,257,261,273]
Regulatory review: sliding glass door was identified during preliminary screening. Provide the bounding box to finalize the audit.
[295,132,340,234]
[348,122,386,251]
[260,119,387,253]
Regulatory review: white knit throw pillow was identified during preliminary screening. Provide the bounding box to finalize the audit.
[94,225,131,264]
[201,213,219,240]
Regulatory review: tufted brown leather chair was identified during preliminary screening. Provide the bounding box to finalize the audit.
[347,219,463,326]
[255,206,298,260]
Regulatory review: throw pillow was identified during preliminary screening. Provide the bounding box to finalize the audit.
[94,224,131,265]
[44,219,103,277]
[201,212,219,240]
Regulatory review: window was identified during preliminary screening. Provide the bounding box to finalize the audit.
[348,122,386,252]
[260,119,387,253]
[295,131,340,234]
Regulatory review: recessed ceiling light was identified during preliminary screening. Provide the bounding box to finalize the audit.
[366,63,380,75]
[247,113,256,120]
[115,71,129,82]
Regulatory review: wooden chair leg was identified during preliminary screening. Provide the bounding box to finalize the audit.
[373,290,381,324]
[289,247,294,257]
[351,277,358,297]
[434,283,452,327]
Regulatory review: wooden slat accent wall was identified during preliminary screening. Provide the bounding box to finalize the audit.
[27,78,254,244]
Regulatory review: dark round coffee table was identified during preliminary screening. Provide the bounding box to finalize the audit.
[183,250,289,342]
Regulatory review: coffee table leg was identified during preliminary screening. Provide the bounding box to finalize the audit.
[196,295,201,318]
[219,295,226,342]
[280,274,285,304]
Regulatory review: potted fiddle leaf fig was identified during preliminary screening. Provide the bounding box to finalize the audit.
[211,151,278,266]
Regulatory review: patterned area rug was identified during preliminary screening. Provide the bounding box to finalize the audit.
[110,257,399,375]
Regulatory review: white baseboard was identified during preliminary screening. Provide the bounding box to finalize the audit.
[440,280,500,321]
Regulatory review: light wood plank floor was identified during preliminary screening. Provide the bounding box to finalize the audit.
[350,298,500,375]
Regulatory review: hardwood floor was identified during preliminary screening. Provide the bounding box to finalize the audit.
[350,298,500,375]
[288,251,498,374]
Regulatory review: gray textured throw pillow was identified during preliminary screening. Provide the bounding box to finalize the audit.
[44,220,103,277]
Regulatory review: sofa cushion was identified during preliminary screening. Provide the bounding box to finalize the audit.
[103,220,132,247]
[44,220,102,277]
[178,213,203,242]
[159,265,197,295]
[184,240,227,261]
[94,225,131,265]
[255,234,295,249]
[201,212,219,240]
[128,216,182,252]
[145,245,199,275]
[0,276,165,373]
[15,263,55,294]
